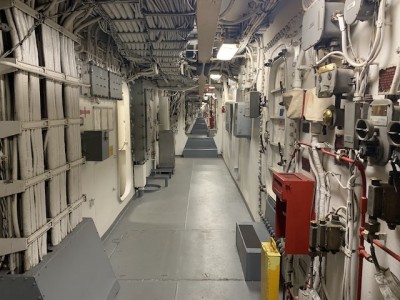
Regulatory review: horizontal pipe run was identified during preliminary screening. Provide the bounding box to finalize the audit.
[372,240,400,262]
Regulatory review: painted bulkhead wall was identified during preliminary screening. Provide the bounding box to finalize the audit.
[213,0,400,299]
[80,82,135,237]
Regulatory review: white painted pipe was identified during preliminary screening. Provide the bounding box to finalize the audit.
[293,49,305,89]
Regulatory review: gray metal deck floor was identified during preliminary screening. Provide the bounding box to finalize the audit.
[104,158,259,300]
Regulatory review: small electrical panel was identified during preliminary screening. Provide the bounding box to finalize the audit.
[225,103,233,133]
[81,130,110,161]
[130,80,151,163]
[368,177,400,230]
[302,0,344,50]
[90,65,109,98]
[233,102,252,138]
[272,172,314,254]
[244,91,261,118]
[109,72,123,100]
[317,64,354,98]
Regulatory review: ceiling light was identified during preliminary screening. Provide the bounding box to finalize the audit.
[217,43,239,61]
[210,74,222,81]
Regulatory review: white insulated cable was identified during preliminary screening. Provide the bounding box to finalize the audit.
[6,8,34,270]
[316,0,386,68]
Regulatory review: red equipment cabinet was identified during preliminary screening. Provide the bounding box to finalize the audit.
[272,172,315,254]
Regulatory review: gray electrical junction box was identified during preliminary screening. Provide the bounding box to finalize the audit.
[244,91,261,118]
[233,102,252,138]
[109,72,123,100]
[90,65,110,98]
[81,130,110,161]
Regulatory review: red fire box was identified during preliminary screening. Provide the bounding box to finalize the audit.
[272,172,314,254]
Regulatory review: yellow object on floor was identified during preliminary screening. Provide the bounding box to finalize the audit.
[261,239,281,300]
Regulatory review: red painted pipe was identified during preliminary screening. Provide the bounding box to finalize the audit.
[373,240,400,262]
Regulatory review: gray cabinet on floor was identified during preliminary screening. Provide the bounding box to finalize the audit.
[159,130,175,168]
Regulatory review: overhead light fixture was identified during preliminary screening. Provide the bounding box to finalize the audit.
[210,74,222,81]
[217,43,239,61]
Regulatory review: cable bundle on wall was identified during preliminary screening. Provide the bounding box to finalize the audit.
[5,7,47,271]
[0,2,86,273]
[0,27,19,272]
[41,24,68,245]
[61,17,83,230]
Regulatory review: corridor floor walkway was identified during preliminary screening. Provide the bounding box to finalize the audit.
[104,158,260,300]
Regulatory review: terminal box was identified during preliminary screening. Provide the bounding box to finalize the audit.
[81,130,110,161]
[233,102,252,138]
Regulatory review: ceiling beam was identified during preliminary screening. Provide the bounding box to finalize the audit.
[95,0,139,3]
[147,28,192,32]
[196,0,222,64]
[125,40,187,44]
[196,0,222,97]
[143,12,195,17]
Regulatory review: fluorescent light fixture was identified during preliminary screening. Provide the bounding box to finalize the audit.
[217,43,239,60]
[210,74,222,81]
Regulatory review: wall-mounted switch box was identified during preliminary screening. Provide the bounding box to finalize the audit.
[90,65,109,98]
[81,130,110,161]
[109,72,123,100]
[233,102,252,138]
[244,91,261,118]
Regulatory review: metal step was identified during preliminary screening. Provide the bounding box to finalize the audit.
[190,118,208,135]
[182,148,219,158]
[185,137,217,149]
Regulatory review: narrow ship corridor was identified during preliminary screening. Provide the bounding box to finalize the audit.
[104,158,260,300]
[1,0,400,299]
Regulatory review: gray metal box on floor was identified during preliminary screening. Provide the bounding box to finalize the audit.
[0,218,119,300]
[81,130,110,161]
[236,222,270,281]
[159,130,175,168]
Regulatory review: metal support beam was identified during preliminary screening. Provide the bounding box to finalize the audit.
[147,28,192,32]
[0,58,87,86]
[153,49,185,52]
[126,40,187,44]
[0,157,85,197]
[0,121,20,138]
[143,11,195,16]
[95,0,139,3]
[112,18,145,22]
[0,181,25,197]
[0,195,87,257]
[0,238,27,256]
[197,0,222,63]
